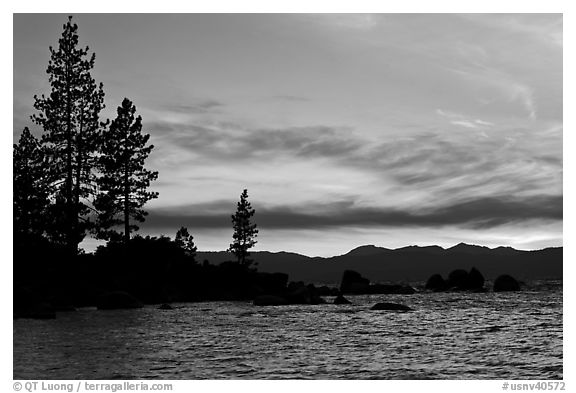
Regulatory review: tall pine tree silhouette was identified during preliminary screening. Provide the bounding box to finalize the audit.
[32,16,106,256]
[95,98,158,243]
[229,189,258,267]
[13,128,51,243]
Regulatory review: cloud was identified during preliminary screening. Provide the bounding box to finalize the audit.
[450,120,479,129]
[436,108,494,129]
[474,119,494,126]
[163,100,224,114]
[146,116,562,212]
[151,122,365,162]
[307,14,380,32]
[461,14,562,49]
[144,194,562,232]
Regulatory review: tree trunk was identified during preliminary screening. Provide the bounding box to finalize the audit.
[74,103,84,239]
[65,44,76,257]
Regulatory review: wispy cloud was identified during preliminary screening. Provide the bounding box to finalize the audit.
[436,109,495,129]
[145,194,562,231]
[150,121,365,162]
[307,14,381,31]
[162,100,224,115]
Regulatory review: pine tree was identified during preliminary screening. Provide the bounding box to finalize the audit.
[175,227,198,262]
[31,16,106,255]
[94,98,158,243]
[13,128,51,242]
[228,189,258,267]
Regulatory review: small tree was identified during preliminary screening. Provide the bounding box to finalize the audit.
[175,226,198,262]
[94,98,158,243]
[228,189,258,267]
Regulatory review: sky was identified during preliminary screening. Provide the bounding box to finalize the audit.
[13,13,563,256]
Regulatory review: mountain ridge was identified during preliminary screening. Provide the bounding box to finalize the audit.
[197,244,562,284]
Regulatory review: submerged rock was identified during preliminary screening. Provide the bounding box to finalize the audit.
[97,291,143,310]
[493,275,521,292]
[158,303,173,310]
[370,302,413,311]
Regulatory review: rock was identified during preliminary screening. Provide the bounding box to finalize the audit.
[425,274,447,291]
[370,302,413,311]
[256,281,328,306]
[334,294,352,304]
[427,268,484,291]
[286,283,311,304]
[158,303,173,310]
[340,270,370,294]
[467,267,485,290]
[97,291,144,310]
[287,281,304,293]
[494,274,521,292]
[447,269,469,290]
[253,295,288,306]
[285,284,326,305]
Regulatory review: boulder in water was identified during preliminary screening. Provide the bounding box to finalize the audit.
[467,267,485,290]
[447,269,469,290]
[493,274,521,292]
[286,283,326,305]
[340,270,370,294]
[425,274,447,291]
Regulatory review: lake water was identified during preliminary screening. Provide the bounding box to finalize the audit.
[13,282,563,379]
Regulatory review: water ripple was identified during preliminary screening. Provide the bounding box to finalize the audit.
[14,287,562,379]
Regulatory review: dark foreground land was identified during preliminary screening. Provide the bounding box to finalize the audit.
[14,235,562,318]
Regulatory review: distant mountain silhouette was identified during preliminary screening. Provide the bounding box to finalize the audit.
[447,242,492,253]
[345,245,390,256]
[197,244,562,284]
